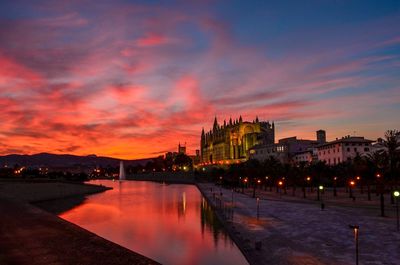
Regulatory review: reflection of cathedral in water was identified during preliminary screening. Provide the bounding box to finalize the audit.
[200,198,233,247]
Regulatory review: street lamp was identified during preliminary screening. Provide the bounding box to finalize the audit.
[394,190,399,231]
[333,176,338,197]
[319,185,325,210]
[349,225,360,265]
[349,180,355,199]
[256,197,260,219]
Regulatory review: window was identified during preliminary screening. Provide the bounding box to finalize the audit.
[338,158,341,163]
[354,148,357,152]
[347,148,350,152]
[364,148,369,152]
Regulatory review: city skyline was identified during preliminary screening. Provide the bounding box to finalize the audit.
[1,0,399,159]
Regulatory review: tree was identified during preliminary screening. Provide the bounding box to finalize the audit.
[384,130,400,181]
[174,153,193,170]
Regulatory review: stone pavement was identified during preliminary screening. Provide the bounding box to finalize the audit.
[198,183,400,265]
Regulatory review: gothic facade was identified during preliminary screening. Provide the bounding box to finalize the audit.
[200,116,275,164]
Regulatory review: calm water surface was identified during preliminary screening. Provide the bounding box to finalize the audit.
[60,180,249,265]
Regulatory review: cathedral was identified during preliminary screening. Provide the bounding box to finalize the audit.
[200,116,275,164]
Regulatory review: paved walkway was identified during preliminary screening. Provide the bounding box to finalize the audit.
[198,183,400,265]
[0,181,159,265]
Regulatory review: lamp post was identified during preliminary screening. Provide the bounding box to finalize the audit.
[231,189,234,208]
[394,191,399,231]
[349,180,355,199]
[256,197,260,220]
[278,180,283,197]
[333,177,337,197]
[306,176,311,193]
[349,225,359,265]
[319,185,325,210]
[376,173,385,217]
[243,178,247,193]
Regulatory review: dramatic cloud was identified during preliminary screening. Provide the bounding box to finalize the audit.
[0,0,399,158]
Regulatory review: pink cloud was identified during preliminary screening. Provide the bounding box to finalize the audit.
[135,33,170,47]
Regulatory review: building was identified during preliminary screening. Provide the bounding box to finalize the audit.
[316,136,373,165]
[292,150,314,164]
[249,136,318,163]
[178,143,186,154]
[200,116,275,164]
[316,130,326,144]
[249,130,323,163]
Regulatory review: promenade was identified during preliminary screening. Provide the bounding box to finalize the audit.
[198,183,400,265]
[0,181,160,265]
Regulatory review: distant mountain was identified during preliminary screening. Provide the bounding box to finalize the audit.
[0,153,153,168]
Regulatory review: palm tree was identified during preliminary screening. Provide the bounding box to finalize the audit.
[384,130,400,204]
[384,130,399,176]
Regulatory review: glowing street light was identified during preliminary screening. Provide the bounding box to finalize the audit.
[319,185,325,210]
[349,180,355,199]
[349,225,360,265]
[394,191,399,231]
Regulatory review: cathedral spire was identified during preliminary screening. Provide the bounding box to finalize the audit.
[239,115,243,123]
[256,116,259,123]
[213,116,218,130]
[229,117,232,125]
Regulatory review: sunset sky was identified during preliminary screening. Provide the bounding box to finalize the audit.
[0,0,399,159]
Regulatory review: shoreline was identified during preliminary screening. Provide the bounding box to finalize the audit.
[0,179,160,265]
[195,183,255,265]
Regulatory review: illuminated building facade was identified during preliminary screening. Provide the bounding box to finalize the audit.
[200,116,275,164]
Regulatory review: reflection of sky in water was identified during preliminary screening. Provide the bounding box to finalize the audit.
[60,180,248,265]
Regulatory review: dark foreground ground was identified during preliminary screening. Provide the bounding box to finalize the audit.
[0,180,160,265]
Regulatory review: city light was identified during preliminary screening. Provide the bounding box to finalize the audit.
[319,185,324,190]
[278,181,283,186]
[306,177,311,181]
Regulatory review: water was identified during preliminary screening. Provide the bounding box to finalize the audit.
[59,180,249,265]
